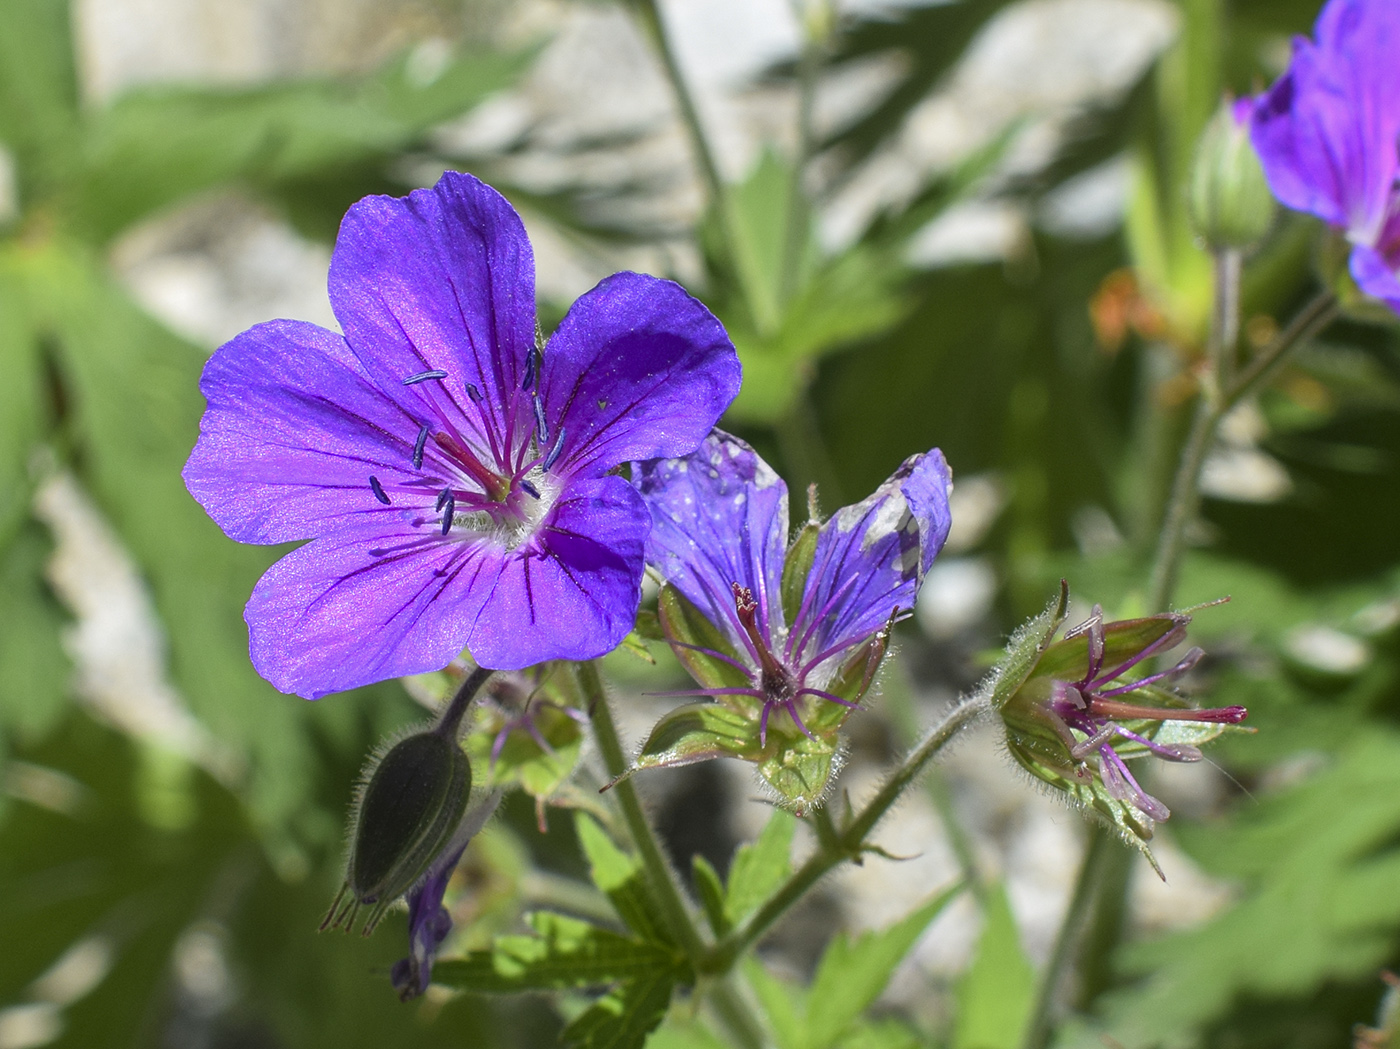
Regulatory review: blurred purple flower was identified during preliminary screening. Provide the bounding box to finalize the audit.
[1245,0,1400,310]
[184,172,740,698]
[633,430,951,742]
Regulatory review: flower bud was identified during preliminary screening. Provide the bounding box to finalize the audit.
[322,729,472,935]
[1188,99,1276,251]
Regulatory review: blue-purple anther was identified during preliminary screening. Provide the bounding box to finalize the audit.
[1244,0,1400,312]
[183,171,740,698]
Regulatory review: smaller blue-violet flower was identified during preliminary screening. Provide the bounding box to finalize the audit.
[626,430,951,807]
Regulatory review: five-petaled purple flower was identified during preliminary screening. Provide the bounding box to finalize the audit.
[184,172,740,698]
[633,430,951,742]
[1044,605,1246,823]
[1245,0,1400,311]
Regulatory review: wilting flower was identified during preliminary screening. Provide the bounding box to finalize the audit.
[627,430,951,807]
[1245,0,1400,311]
[992,585,1247,867]
[390,789,502,1001]
[184,171,740,697]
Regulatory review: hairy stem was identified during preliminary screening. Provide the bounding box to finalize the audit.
[432,664,494,740]
[701,697,986,973]
[578,661,709,965]
[1020,829,1112,1049]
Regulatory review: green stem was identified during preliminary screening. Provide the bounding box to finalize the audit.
[1020,829,1112,1049]
[708,977,770,1049]
[883,662,986,901]
[578,661,709,965]
[701,697,986,973]
[779,17,821,307]
[630,0,734,233]
[432,664,494,740]
[1225,290,1337,410]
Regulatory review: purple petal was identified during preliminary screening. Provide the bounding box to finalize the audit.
[1350,244,1400,313]
[633,431,789,654]
[1248,0,1400,241]
[462,475,651,669]
[541,273,741,478]
[183,320,438,544]
[245,524,501,699]
[790,449,951,672]
[329,170,537,465]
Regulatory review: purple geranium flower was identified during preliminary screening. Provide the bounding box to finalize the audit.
[184,172,740,698]
[1245,0,1400,310]
[633,430,951,742]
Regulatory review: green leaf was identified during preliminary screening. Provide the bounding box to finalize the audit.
[805,882,964,1049]
[66,46,532,241]
[723,809,795,927]
[575,813,673,946]
[952,883,1035,1049]
[1080,728,1400,1049]
[432,912,676,993]
[691,855,729,936]
[745,957,808,1049]
[0,519,70,750]
[561,966,679,1049]
[0,0,78,195]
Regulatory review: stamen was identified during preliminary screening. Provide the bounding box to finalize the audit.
[435,488,453,512]
[440,492,455,535]
[1086,697,1247,724]
[519,479,541,499]
[532,394,550,445]
[369,476,391,505]
[523,346,539,391]
[465,382,484,403]
[403,369,449,386]
[413,424,431,470]
[542,426,567,472]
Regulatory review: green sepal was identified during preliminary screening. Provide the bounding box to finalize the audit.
[658,585,751,690]
[781,519,821,628]
[633,607,666,642]
[630,702,765,773]
[344,731,471,917]
[756,730,840,815]
[986,581,1069,711]
[824,618,892,707]
[1002,727,1163,875]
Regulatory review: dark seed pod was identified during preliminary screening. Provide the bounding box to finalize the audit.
[322,731,471,935]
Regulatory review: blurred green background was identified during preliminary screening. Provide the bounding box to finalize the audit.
[2,0,1399,1046]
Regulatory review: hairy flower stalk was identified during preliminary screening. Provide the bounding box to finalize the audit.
[625,430,951,808]
[992,586,1248,868]
[184,171,740,698]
